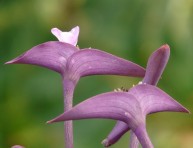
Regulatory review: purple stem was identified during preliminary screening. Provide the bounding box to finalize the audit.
[102,121,129,147]
[133,124,153,148]
[63,79,77,148]
[129,131,139,148]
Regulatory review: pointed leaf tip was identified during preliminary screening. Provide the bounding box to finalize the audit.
[101,139,110,147]
[161,44,170,49]
[5,59,18,64]
[46,120,52,124]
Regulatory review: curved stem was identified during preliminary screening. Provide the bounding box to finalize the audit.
[130,131,139,148]
[134,124,153,148]
[63,79,77,148]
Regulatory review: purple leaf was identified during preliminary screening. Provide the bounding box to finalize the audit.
[5,41,78,74]
[47,92,143,124]
[142,44,170,85]
[67,48,145,78]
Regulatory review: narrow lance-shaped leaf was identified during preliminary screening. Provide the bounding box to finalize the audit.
[142,44,170,85]
[67,48,145,79]
[47,92,142,123]
[5,41,78,75]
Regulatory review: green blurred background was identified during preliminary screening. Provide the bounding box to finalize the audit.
[1,0,193,147]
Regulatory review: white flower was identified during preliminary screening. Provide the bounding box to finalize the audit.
[51,26,79,46]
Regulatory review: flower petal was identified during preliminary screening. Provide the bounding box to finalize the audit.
[5,41,78,74]
[51,26,79,46]
[67,48,145,79]
[129,84,190,114]
[142,44,170,85]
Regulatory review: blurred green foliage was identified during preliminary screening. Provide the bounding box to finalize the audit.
[1,0,193,147]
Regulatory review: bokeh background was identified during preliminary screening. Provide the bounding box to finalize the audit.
[1,0,193,147]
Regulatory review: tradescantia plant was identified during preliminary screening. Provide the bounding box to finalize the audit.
[6,26,146,148]
[102,44,173,147]
[47,44,190,148]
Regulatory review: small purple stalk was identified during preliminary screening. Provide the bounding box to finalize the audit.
[102,121,129,147]
[63,79,77,148]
